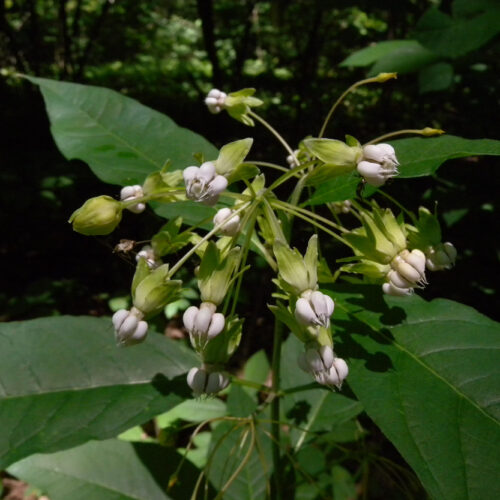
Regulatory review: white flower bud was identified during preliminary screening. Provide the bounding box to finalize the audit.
[295,291,334,328]
[112,307,148,346]
[298,345,334,375]
[213,208,240,236]
[286,150,300,168]
[426,242,457,271]
[205,88,227,114]
[135,245,161,269]
[382,282,414,297]
[362,144,399,169]
[183,162,228,206]
[318,357,349,389]
[187,367,229,396]
[183,302,225,350]
[392,249,427,286]
[357,160,398,187]
[120,184,146,213]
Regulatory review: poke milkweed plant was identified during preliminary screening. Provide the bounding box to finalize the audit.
[2,73,500,500]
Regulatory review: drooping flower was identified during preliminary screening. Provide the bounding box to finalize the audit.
[183,162,228,206]
[205,89,227,114]
[357,143,399,187]
[187,367,230,396]
[112,307,148,346]
[183,302,225,350]
[295,290,334,328]
[213,208,240,236]
[298,345,348,389]
[120,185,146,213]
[383,248,427,296]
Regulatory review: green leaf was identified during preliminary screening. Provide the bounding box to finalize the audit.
[368,41,438,76]
[281,335,363,450]
[227,384,258,417]
[332,465,357,500]
[207,420,271,500]
[418,62,454,93]
[0,316,197,469]
[340,40,425,67]
[390,135,500,178]
[216,138,253,176]
[415,6,500,59]
[306,173,359,206]
[25,76,218,185]
[157,398,227,427]
[331,285,500,500]
[8,439,201,500]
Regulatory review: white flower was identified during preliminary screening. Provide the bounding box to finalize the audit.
[357,143,399,187]
[383,248,427,296]
[426,242,457,271]
[135,245,161,269]
[295,290,334,328]
[317,357,349,389]
[183,302,225,350]
[298,345,334,374]
[286,150,300,168]
[183,162,228,206]
[213,208,240,236]
[187,367,230,396]
[112,307,148,346]
[205,88,227,114]
[120,185,146,213]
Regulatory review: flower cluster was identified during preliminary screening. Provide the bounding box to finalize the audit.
[357,143,399,187]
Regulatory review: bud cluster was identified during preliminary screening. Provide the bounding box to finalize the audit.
[357,144,399,187]
[298,345,348,389]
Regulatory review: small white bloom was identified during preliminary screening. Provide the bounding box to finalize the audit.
[357,143,399,187]
[183,162,228,206]
[426,242,457,271]
[286,150,300,168]
[213,208,240,236]
[298,345,334,375]
[135,245,161,269]
[363,144,399,169]
[317,357,349,389]
[120,184,146,213]
[112,307,148,346]
[295,290,334,328]
[187,367,230,396]
[382,282,414,297]
[392,249,427,286]
[205,88,227,114]
[183,302,225,350]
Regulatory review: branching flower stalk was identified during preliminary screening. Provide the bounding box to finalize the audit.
[69,75,457,497]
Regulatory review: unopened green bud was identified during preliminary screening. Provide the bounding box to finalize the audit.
[133,263,182,316]
[421,127,445,136]
[374,72,397,82]
[69,195,122,236]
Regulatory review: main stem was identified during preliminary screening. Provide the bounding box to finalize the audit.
[271,318,284,500]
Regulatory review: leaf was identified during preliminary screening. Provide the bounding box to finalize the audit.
[227,384,258,417]
[306,173,360,206]
[340,40,425,67]
[368,42,438,76]
[418,62,454,93]
[25,76,218,185]
[390,135,500,178]
[331,285,500,500]
[207,419,272,500]
[8,439,201,500]
[415,6,500,59]
[157,398,227,427]
[0,316,197,469]
[281,335,363,450]
[216,138,253,176]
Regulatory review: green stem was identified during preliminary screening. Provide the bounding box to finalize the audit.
[271,318,284,500]
[248,110,298,163]
[249,160,294,174]
[363,127,444,146]
[319,74,396,138]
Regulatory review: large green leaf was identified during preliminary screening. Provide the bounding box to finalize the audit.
[305,173,359,206]
[8,439,201,500]
[390,135,500,178]
[26,76,218,185]
[281,335,363,450]
[0,316,197,469]
[415,6,500,59]
[329,285,500,500]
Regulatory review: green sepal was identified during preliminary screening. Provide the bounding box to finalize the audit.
[305,163,356,186]
[268,302,310,343]
[304,138,362,167]
[225,88,263,126]
[345,135,361,148]
[69,195,122,236]
[407,206,442,249]
[226,163,260,185]
[131,257,151,299]
[215,138,253,176]
[202,316,243,364]
[197,243,241,306]
[340,259,390,280]
[142,166,183,201]
[133,264,182,316]
[152,217,191,257]
[273,235,318,295]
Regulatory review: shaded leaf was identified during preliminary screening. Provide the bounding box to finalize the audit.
[0,316,197,469]
[306,173,359,206]
[418,62,454,93]
[340,40,425,67]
